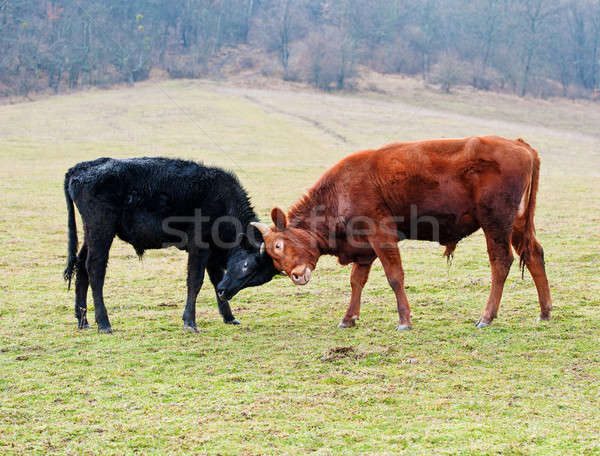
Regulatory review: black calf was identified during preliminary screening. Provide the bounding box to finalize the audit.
[63,157,277,333]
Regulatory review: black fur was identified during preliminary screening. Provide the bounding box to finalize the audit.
[63,157,277,332]
[64,177,78,289]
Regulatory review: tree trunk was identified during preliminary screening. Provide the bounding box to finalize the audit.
[280,0,290,71]
[521,48,533,97]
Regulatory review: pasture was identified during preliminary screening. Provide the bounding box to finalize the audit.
[1,79,599,455]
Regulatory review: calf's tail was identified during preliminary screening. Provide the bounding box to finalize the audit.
[513,139,541,278]
[64,175,78,289]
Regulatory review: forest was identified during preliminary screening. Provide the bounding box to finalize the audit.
[1,0,599,98]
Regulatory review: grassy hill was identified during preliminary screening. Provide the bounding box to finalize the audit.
[0,80,599,455]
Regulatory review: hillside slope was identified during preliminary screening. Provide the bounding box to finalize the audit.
[0,80,598,455]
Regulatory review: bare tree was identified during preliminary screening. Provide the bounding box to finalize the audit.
[517,0,561,96]
[279,0,291,71]
[0,0,598,98]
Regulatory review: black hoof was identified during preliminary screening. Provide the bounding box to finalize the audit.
[475,319,490,329]
[225,319,241,325]
[78,323,91,330]
[183,324,198,333]
[98,326,113,334]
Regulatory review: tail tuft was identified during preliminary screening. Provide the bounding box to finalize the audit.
[519,255,526,280]
[63,259,76,289]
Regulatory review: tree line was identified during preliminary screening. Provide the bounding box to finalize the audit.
[1,0,599,98]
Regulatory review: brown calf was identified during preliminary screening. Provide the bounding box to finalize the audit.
[252,136,552,330]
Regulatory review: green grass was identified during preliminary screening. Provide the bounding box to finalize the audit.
[0,79,599,455]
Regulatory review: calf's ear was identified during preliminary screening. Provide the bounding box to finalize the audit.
[271,207,288,230]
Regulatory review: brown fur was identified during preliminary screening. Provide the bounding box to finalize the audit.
[261,136,552,329]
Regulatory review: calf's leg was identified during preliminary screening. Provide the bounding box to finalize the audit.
[86,235,114,333]
[207,265,240,325]
[182,250,209,332]
[370,237,412,330]
[511,230,552,321]
[339,262,372,328]
[476,228,513,328]
[74,243,90,329]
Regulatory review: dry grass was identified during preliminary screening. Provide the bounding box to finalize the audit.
[0,79,599,455]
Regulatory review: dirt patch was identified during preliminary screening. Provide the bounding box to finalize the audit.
[320,344,400,362]
[321,346,361,362]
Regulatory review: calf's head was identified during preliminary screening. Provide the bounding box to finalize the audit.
[251,207,320,286]
[216,229,279,300]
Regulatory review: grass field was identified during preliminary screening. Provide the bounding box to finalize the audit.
[1,79,599,455]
